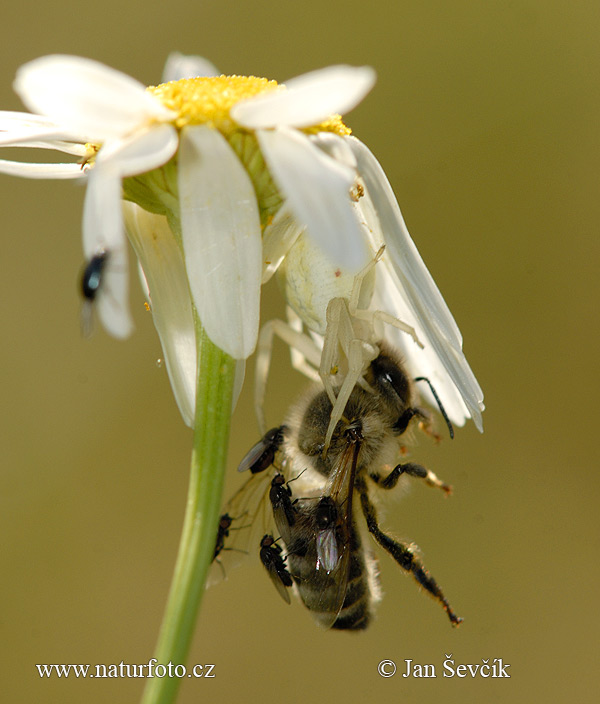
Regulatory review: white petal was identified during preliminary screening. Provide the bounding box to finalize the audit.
[257,126,369,271]
[348,136,484,429]
[178,125,262,359]
[4,140,88,156]
[82,164,133,338]
[0,111,59,126]
[232,65,376,129]
[96,124,178,177]
[96,245,134,339]
[0,159,84,178]
[161,52,220,82]
[373,258,472,428]
[125,204,197,426]
[0,126,88,146]
[261,205,305,283]
[231,359,246,412]
[310,131,358,169]
[348,136,464,348]
[0,111,87,136]
[0,112,89,147]
[15,55,175,142]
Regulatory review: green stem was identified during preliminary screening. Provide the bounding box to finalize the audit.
[141,318,235,704]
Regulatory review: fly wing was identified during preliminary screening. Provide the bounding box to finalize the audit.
[237,426,286,474]
[270,477,298,546]
[206,469,273,588]
[264,557,293,605]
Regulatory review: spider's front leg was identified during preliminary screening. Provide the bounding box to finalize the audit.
[255,315,321,434]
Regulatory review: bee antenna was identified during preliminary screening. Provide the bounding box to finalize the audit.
[414,377,454,440]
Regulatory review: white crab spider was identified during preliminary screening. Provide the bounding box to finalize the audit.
[256,238,423,451]
[256,132,483,439]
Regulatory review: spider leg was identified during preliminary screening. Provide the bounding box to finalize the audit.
[323,337,377,453]
[255,317,322,433]
[320,297,356,407]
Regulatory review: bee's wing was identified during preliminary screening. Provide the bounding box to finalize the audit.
[316,528,339,573]
[304,441,359,629]
[206,470,273,588]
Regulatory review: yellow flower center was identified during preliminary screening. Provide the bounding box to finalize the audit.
[148,75,351,137]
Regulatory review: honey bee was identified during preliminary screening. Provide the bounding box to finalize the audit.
[218,347,460,629]
[272,344,461,630]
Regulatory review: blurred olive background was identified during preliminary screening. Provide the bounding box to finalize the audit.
[1,1,597,702]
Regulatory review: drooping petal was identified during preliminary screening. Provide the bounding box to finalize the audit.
[96,244,133,340]
[348,136,484,429]
[231,65,376,129]
[0,160,84,178]
[348,136,463,348]
[14,55,176,142]
[257,126,369,271]
[373,257,473,428]
[178,125,262,359]
[125,203,197,426]
[96,124,178,178]
[82,164,133,338]
[161,52,220,82]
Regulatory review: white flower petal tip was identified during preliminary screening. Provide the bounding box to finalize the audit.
[97,124,179,178]
[231,64,376,129]
[161,53,220,82]
[179,125,262,360]
[14,55,176,141]
[0,160,85,179]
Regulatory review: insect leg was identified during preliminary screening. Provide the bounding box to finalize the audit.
[357,483,462,626]
[370,463,452,496]
[255,317,322,433]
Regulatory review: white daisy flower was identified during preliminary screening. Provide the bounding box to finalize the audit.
[0,54,377,425]
[0,53,483,432]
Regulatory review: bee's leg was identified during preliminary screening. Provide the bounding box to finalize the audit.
[412,406,444,443]
[370,463,452,496]
[357,484,462,626]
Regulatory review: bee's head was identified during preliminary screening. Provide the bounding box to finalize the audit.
[365,347,417,436]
